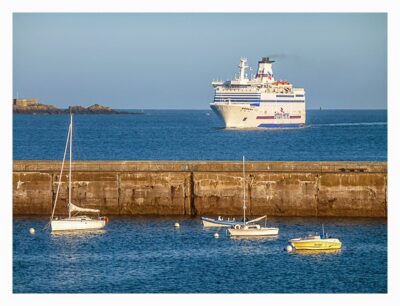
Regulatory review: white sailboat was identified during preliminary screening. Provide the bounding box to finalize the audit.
[50,113,108,232]
[201,214,266,228]
[228,156,279,237]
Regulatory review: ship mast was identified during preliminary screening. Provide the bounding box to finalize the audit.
[238,58,248,81]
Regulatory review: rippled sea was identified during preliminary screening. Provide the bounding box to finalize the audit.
[13,217,386,293]
[13,109,387,293]
[13,109,387,161]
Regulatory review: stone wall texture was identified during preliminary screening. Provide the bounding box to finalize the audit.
[13,161,387,217]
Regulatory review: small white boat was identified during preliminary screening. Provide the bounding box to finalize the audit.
[51,215,108,231]
[227,156,279,237]
[201,216,240,227]
[228,223,279,237]
[201,215,266,228]
[50,113,108,232]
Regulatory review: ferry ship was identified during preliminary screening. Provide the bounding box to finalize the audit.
[210,57,306,128]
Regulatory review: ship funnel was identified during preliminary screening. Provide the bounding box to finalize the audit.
[260,57,275,64]
[256,56,275,83]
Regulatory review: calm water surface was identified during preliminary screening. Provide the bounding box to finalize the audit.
[13,110,387,293]
[13,217,387,293]
[13,110,387,161]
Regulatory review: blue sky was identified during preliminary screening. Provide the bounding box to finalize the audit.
[13,13,387,109]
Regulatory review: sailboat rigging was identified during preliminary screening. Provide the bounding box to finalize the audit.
[50,113,108,232]
[200,156,266,227]
[228,156,279,237]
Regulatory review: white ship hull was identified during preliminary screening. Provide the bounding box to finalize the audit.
[210,102,306,129]
[51,217,106,231]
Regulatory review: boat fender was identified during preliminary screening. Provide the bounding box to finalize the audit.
[104,216,109,223]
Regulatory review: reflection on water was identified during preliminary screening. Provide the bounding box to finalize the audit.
[51,229,106,238]
[13,216,387,293]
[293,249,342,256]
[229,235,279,241]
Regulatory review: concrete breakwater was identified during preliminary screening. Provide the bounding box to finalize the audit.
[13,161,387,217]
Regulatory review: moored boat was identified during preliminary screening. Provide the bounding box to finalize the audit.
[201,215,266,228]
[228,223,279,237]
[289,227,342,250]
[201,216,240,228]
[289,235,342,250]
[50,113,108,232]
[51,215,108,231]
[227,156,279,237]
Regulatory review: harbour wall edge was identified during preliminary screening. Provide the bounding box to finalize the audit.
[13,161,387,218]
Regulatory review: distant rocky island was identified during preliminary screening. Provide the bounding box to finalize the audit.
[13,99,143,115]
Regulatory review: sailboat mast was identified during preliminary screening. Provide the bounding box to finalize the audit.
[243,155,246,225]
[50,123,71,221]
[68,113,73,218]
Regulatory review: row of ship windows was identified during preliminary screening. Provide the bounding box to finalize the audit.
[262,111,302,115]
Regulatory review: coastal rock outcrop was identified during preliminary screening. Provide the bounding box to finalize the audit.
[68,104,116,114]
[13,99,137,115]
[13,99,63,114]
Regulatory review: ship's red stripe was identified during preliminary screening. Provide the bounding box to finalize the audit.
[257,116,302,119]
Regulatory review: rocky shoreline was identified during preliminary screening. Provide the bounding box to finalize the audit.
[13,99,143,115]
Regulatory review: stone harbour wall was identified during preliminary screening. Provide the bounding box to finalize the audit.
[13,161,387,217]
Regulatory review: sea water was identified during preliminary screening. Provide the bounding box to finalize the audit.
[12,109,387,293]
[13,110,387,161]
[13,217,386,293]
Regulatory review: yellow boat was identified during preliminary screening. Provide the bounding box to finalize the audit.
[289,234,342,250]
